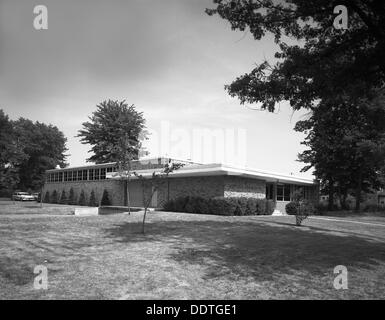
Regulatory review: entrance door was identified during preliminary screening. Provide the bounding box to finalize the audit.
[151,188,158,208]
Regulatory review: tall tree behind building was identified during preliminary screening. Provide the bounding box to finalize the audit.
[77,100,147,164]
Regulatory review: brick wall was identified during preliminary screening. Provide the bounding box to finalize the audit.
[43,180,125,206]
[43,175,268,207]
[223,176,266,199]
[155,176,225,207]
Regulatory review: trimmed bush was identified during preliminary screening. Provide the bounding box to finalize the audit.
[59,190,68,205]
[163,199,175,211]
[266,199,275,215]
[100,189,111,206]
[68,187,77,205]
[78,190,87,206]
[43,191,50,203]
[174,196,189,212]
[163,196,275,216]
[89,190,98,207]
[51,190,58,204]
[285,202,298,215]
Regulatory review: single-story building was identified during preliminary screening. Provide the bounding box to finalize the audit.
[43,157,319,214]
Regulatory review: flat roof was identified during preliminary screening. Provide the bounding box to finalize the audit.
[46,157,316,185]
[107,163,316,185]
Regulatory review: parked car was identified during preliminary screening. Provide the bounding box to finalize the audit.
[32,192,41,201]
[12,192,36,201]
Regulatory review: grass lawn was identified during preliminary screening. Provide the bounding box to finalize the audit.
[0,203,384,299]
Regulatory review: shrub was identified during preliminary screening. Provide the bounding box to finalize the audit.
[100,189,111,206]
[163,199,175,211]
[51,190,58,204]
[363,203,385,213]
[245,198,256,215]
[286,202,298,215]
[89,190,98,207]
[59,190,68,205]
[236,198,248,216]
[254,199,265,215]
[184,196,198,213]
[163,196,276,216]
[43,191,50,203]
[301,200,315,216]
[68,188,77,205]
[287,199,315,226]
[174,196,189,212]
[78,190,87,206]
[265,199,275,215]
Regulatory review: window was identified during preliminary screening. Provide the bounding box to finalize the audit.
[58,172,63,182]
[266,184,274,200]
[95,168,100,180]
[83,170,88,181]
[68,171,73,182]
[100,168,106,180]
[107,167,113,173]
[89,169,94,180]
[64,171,68,182]
[277,184,291,201]
[77,170,83,181]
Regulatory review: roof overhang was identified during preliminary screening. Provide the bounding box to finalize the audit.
[107,163,315,185]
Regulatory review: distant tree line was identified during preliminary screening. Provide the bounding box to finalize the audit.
[0,109,68,196]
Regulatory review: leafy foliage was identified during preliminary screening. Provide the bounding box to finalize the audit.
[51,190,58,204]
[14,118,67,191]
[0,110,26,194]
[295,94,385,211]
[68,187,77,205]
[78,190,87,206]
[77,100,148,164]
[88,190,98,207]
[206,0,385,110]
[59,190,68,205]
[163,196,274,216]
[100,189,112,206]
[43,191,50,203]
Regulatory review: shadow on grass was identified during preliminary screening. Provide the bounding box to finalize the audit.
[104,218,385,283]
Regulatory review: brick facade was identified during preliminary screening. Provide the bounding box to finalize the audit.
[43,180,125,206]
[223,176,266,199]
[43,175,261,207]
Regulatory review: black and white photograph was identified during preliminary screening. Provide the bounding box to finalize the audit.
[0,0,384,306]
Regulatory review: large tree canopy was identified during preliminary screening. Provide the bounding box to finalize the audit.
[0,109,68,193]
[77,100,147,164]
[206,0,385,110]
[0,110,25,194]
[14,118,68,191]
[295,91,385,210]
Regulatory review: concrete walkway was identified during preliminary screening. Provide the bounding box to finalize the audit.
[309,216,385,227]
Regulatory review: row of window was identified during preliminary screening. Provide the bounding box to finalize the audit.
[46,167,117,183]
[266,184,313,201]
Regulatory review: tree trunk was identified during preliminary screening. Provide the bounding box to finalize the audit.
[341,189,348,210]
[40,186,43,208]
[328,179,334,211]
[142,207,147,234]
[355,170,363,212]
[142,189,156,234]
[126,179,131,215]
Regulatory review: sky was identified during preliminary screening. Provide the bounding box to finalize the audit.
[0,0,314,179]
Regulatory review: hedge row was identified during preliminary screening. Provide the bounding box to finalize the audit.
[163,196,275,216]
[43,188,111,207]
